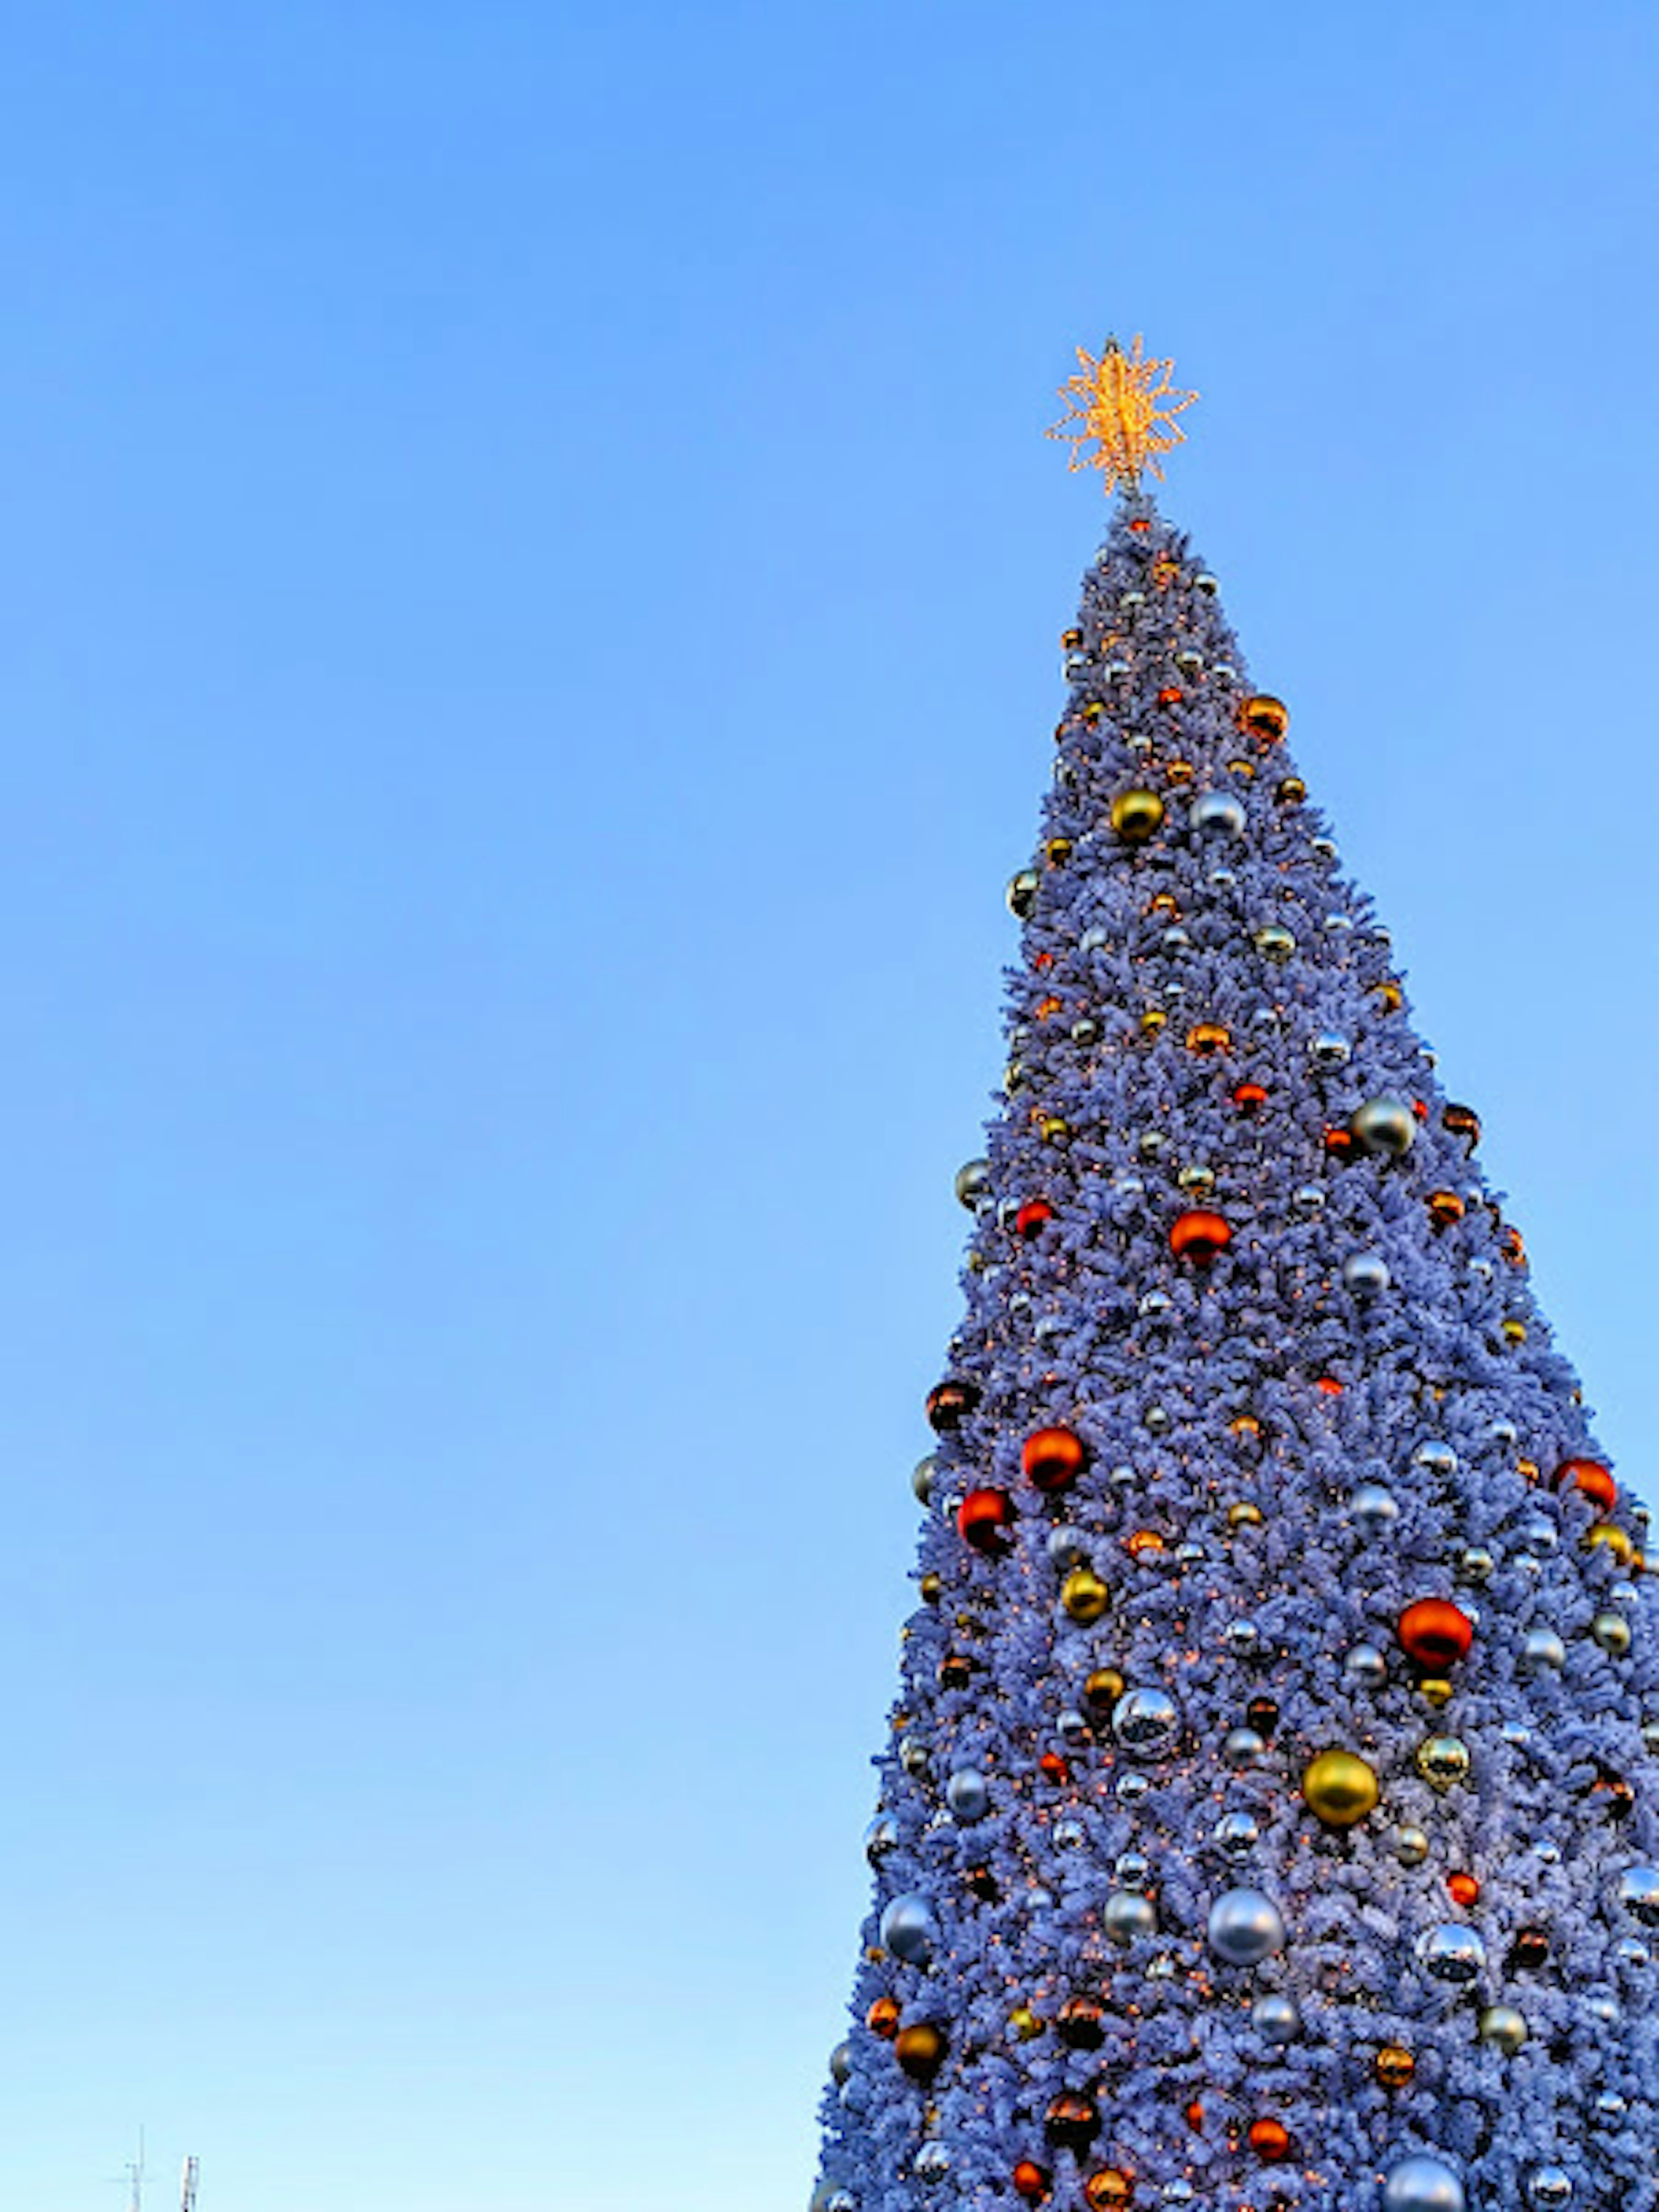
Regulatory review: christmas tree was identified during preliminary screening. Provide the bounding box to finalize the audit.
[812,340,1659,2212]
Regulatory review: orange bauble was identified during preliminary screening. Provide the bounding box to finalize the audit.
[1039,1751,1072,1786]
[1239,693,1290,742]
[957,1487,1014,1557]
[1170,1208,1232,1263]
[1186,1021,1232,1055]
[894,2023,946,2080]
[1023,1425,1089,1494]
[867,1995,900,2038]
[1013,2164,1052,2205]
[1398,1598,1475,1669]
[1249,2119,1292,2161]
[1448,1872,1481,1908]
[1085,2173,1134,2210]
[1427,1189,1467,1227]
[1233,1081,1268,1110]
[1375,2044,1416,2088]
[1556,1458,1618,1513]
[1057,1994,1106,2049]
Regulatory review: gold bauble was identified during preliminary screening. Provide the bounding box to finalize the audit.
[1373,979,1404,1013]
[1276,775,1307,804]
[1502,1318,1527,1345]
[1046,837,1073,866]
[894,2023,947,2080]
[1041,1116,1070,1144]
[1062,1566,1110,1623]
[1587,1522,1636,1565]
[1418,1677,1454,1709]
[1084,1666,1125,1710]
[1007,2005,1043,2042]
[1417,1734,1472,1791]
[1110,788,1166,843]
[1141,1008,1168,1035]
[1374,2044,1415,2088]
[1302,1748,1380,1828]
[1228,1500,1264,1529]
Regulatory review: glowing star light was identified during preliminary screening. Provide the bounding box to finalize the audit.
[1048,334,1197,495]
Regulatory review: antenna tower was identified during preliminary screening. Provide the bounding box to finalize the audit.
[180,2156,200,2212]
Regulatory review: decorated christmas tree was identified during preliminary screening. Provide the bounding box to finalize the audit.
[811,340,1659,2212]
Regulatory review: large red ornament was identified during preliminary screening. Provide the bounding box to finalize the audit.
[1013,2164,1052,2205]
[927,1378,981,1432]
[1447,1872,1481,1908]
[1016,1198,1056,1240]
[1170,1209,1232,1263]
[1248,2119,1292,2161]
[1556,1458,1618,1514]
[1023,1425,1089,1494]
[1398,1598,1475,1669]
[957,1487,1014,1556]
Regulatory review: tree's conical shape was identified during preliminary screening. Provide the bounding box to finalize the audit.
[814,497,1659,2212]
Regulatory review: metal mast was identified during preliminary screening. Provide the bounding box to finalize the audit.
[180,2156,200,2212]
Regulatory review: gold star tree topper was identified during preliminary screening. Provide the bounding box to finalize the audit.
[1048,334,1197,494]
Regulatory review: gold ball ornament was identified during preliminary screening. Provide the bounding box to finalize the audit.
[1587,1522,1636,1566]
[1374,2045,1416,2089]
[1110,789,1166,843]
[1239,693,1290,743]
[1063,1566,1111,1623]
[1417,1735,1472,1791]
[1140,1008,1168,1036]
[1302,1749,1381,1828]
[894,2023,947,2081]
[1008,2005,1043,2042]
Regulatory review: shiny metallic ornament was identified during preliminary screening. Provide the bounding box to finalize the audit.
[1615,1937,1651,1969]
[865,1814,899,1866]
[826,2193,857,2212]
[1588,1995,1620,2024]
[1214,1811,1261,1859]
[1417,1735,1472,1791]
[1062,1566,1110,1623]
[1007,869,1040,918]
[1053,1818,1086,1850]
[914,2145,951,2187]
[1292,1182,1326,1216]
[1253,922,1295,960]
[1071,1016,1100,1046]
[1047,1525,1088,1570]
[1207,1886,1285,1966]
[1302,1748,1380,1827]
[1208,865,1237,891]
[954,1159,991,1208]
[947,1769,990,1822]
[1225,1617,1263,1659]
[1458,1548,1495,1586]
[1517,1515,1557,1554]
[1173,647,1204,679]
[1056,1707,1090,1747]
[1311,835,1338,862]
[829,2039,853,2084]
[1190,791,1246,838]
[1594,2092,1628,2123]
[1414,1440,1459,1478]
[1309,1030,1352,1068]
[1224,1726,1265,1768]
[1252,1992,1301,2044]
[1344,1642,1388,1688]
[1349,1096,1417,1157]
[1615,1866,1659,1926]
[1527,2171,1573,2209]
[912,1456,937,1506]
[1520,1628,1565,1672]
[1111,789,1166,842]
[1642,1718,1659,1755]
[1349,1482,1400,1536]
[1104,1891,1158,1945]
[1417,1923,1487,1983]
[1114,1686,1181,1757]
[1116,1770,1149,1803]
[1119,589,1146,612]
[879,1894,938,1965]
[1478,2004,1527,2054]
[1143,1403,1172,1433]
[1382,2158,1466,2212]
[900,1735,931,1778]
[1395,1824,1430,1866]
[1593,1611,1633,1656]
[1343,1251,1391,1296]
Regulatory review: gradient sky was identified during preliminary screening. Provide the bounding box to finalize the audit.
[0,7,1654,2209]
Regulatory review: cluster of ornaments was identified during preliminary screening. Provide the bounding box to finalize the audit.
[814,503,1659,2212]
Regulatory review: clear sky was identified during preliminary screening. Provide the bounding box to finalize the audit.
[0,6,1654,2209]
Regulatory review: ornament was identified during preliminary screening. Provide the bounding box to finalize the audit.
[1170,1208,1231,1263]
[899,1735,929,1778]
[1593,1611,1632,1656]
[1114,1687,1181,1756]
[1349,1483,1400,1536]
[1446,1872,1480,1908]
[1528,2173,1573,2209]
[1443,1103,1481,1146]
[938,1651,972,1690]
[1007,2007,1043,2042]
[865,1815,898,1865]
[1382,2158,1466,2212]
[1248,2119,1291,2161]
[1007,869,1040,918]
[1062,1566,1110,1622]
[1013,2161,1051,2203]
[957,1487,1014,1556]
[1343,1251,1391,1296]
[1508,1927,1550,1969]
[1039,1751,1071,1786]
[1084,1666,1126,1713]
[1375,2045,1415,2088]
[1351,1097,1417,1158]
[1417,1923,1486,1983]
[1302,1749,1380,1827]
[1186,1021,1232,1055]
[1084,2175,1132,2212]
[1058,1995,1106,2049]
[1110,790,1165,843]
[1016,1197,1055,1239]
[1398,1599,1475,1669]
[1233,1080,1268,1109]
[1190,791,1246,838]
[867,1995,900,2037]
[964,1864,999,1901]
[913,2145,950,2187]
[1239,694,1289,743]
[894,2023,946,2080]
[1417,1735,1472,1791]
[928,1379,981,1432]
[919,1572,941,1605]
[912,1457,936,1506]
[947,1770,990,1822]
[1309,1029,1352,1067]
[1044,2093,1101,2151]
[1586,1521,1636,1565]
[1207,1887,1286,1967]
[1277,775,1306,803]
[1478,2004,1527,2053]
[1105,1891,1158,1945]
[1414,1439,1457,1477]
[1427,1189,1466,1227]
[1023,1426,1088,1493]
[954,1159,991,1208]
[1252,1993,1301,2044]
[1556,1458,1618,1513]
[1224,1727,1265,1767]
[1253,924,1295,960]
[1045,836,1071,867]
[1216,1812,1261,1859]
[1395,1825,1430,1866]
[1459,1548,1495,1586]
[1615,1867,1659,1926]
[879,1895,938,1965]
[1246,1696,1279,1738]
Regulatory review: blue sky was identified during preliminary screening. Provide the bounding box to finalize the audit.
[0,6,1654,2208]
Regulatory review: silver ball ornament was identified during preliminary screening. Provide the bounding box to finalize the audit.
[1052,1818,1086,1850]
[1190,791,1246,838]
[1527,2171,1573,2209]
[1006,869,1039,918]
[829,2040,853,2084]
[1207,1886,1286,1967]
[1382,2158,1466,2212]
[1253,923,1295,960]
[913,2145,950,2187]
[1593,1611,1632,1656]
[1417,1923,1487,1984]
[1105,1891,1158,1945]
[912,1456,937,1506]
[1344,1642,1388,1688]
[1414,1440,1459,1477]
[879,1894,938,1964]
[954,1159,991,1208]
[946,1769,990,1822]
[1395,1824,1430,1866]
[899,1735,930,1779]
[1520,1628,1566,1672]
[1252,1992,1301,2045]
[1113,1686,1181,1758]
[1478,2004,1527,2053]
[1223,1726,1265,1768]
[1349,1482,1400,1536]
[1116,1771,1150,1803]
[1047,1525,1089,1571]
[1214,1811,1260,1859]
[864,1815,898,1866]
[1615,1866,1659,1926]
[1343,1251,1392,1296]
[1309,1030,1352,1068]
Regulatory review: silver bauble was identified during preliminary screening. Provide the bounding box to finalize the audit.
[1207,1886,1286,1966]
[1527,2171,1573,2209]
[1161,925,1192,952]
[1113,1686,1182,1757]
[1057,1709,1091,1747]
[1311,836,1338,862]
[1052,1818,1086,1850]
[829,2039,853,2084]
[1395,1826,1430,1866]
[899,1735,930,1778]
[1592,1611,1632,1656]
[1517,1515,1557,1554]
[1477,2004,1527,2054]
[1047,1525,1088,1571]
[879,1894,938,1964]
[1116,1771,1150,1803]
[1342,1250,1392,1296]
[1349,1096,1416,1157]
[864,1815,898,1866]
[1595,2093,1628,2123]
[1252,1992,1302,2045]
[1006,869,1039,918]
[1253,923,1296,960]
[1489,1417,1520,1447]
[1349,1482,1400,1536]
[1173,647,1204,679]
[1207,867,1237,891]
[1195,572,1219,596]
[912,1456,937,1506]
[1325,911,1354,934]
[1104,1890,1158,1945]
[1115,1850,1151,1885]
[1214,1811,1260,1859]
[954,1158,991,1208]
[1414,1440,1459,1477]
[946,1769,990,1822]
[1071,1017,1100,1046]
[827,2193,856,2212]
[1103,660,1131,684]
[1225,1618,1263,1658]
[1190,791,1246,838]
[1223,1727,1266,1768]
[1292,1182,1327,1215]
[1520,1628,1566,1672]
[913,2145,950,2187]
[1615,1866,1659,1926]
[1614,1938,1650,1969]
[1458,1548,1495,1585]
[1119,589,1145,612]
[1417,1923,1487,1984]
[1344,1642,1388,1688]
[1144,1404,1171,1434]
[1642,1717,1659,1755]
[1382,2157,1465,2212]
[1309,1030,1352,1068]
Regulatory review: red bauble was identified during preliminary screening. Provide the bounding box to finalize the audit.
[1044,2093,1101,2151]
[1039,1751,1072,1786]
[1013,2164,1052,2205]
[1447,1872,1481,1908]
[927,1378,981,1432]
[1170,1208,1231,1263]
[1016,1198,1056,1240]
[957,1487,1014,1556]
[1398,1597,1475,1669]
[1315,1376,1344,1396]
[867,1995,900,2037]
[1248,2119,1292,2162]
[1556,1458,1618,1514]
[1233,1082,1268,1111]
[1057,1994,1106,2049]
[1323,1125,1354,1156]
[1023,1425,1089,1494]
[1443,1102,1481,1147]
